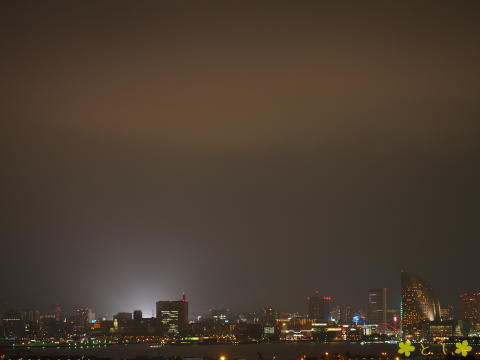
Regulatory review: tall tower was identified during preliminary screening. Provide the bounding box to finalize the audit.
[308,291,332,321]
[459,292,480,324]
[339,305,352,324]
[368,288,387,324]
[401,271,440,337]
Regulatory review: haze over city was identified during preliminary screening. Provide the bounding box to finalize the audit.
[1,1,479,320]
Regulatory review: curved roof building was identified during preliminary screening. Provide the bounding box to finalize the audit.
[401,271,441,335]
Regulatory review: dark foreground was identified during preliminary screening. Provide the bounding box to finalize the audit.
[3,343,479,360]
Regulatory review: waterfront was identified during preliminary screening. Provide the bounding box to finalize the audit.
[2,343,471,360]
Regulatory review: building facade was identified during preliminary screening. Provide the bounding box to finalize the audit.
[460,292,480,324]
[339,305,352,324]
[401,271,441,337]
[156,294,189,337]
[368,288,387,324]
[308,291,332,321]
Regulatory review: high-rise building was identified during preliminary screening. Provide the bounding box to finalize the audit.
[401,271,441,336]
[263,307,276,326]
[339,305,352,324]
[368,288,387,324]
[156,293,189,336]
[308,291,332,321]
[459,292,480,324]
[72,308,95,325]
[133,310,143,321]
[331,305,342,323]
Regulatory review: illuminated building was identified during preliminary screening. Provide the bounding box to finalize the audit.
[1,309,24,339]
[312,323,360,342]
[401,271,441,337]
[330,305,340,322]
[263,307,278,339]
[71,307,95,334]
[263,306,276,326]
[440,305,454,321]
[459,292,480,324]
[368,288,387,324]
[277,316,313,340]
[308,291,332,321]
[262,307,278,340]
[361,323,378,336]
[156,293,189,336]
[73,307,95,323]
[210,308,229,323]
[339,305,352,324]
[423,321,454,341]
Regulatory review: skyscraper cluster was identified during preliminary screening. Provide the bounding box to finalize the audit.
[1,271,480,343]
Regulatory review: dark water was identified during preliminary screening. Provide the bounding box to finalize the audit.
[3,343,399,360]
[4,343,479,360]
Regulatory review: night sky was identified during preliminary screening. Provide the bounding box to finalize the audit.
[1,1,479,318]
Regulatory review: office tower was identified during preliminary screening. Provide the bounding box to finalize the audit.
[307,291,332,321]
[401,271,441,335]
[133,310,143,321]
[156,293,189,336]
[368,288,387,324]
[339,305,352,324]
[459,292,480,324]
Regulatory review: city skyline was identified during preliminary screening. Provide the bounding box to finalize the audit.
[0,270,475,322]
[2,270,480,344]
